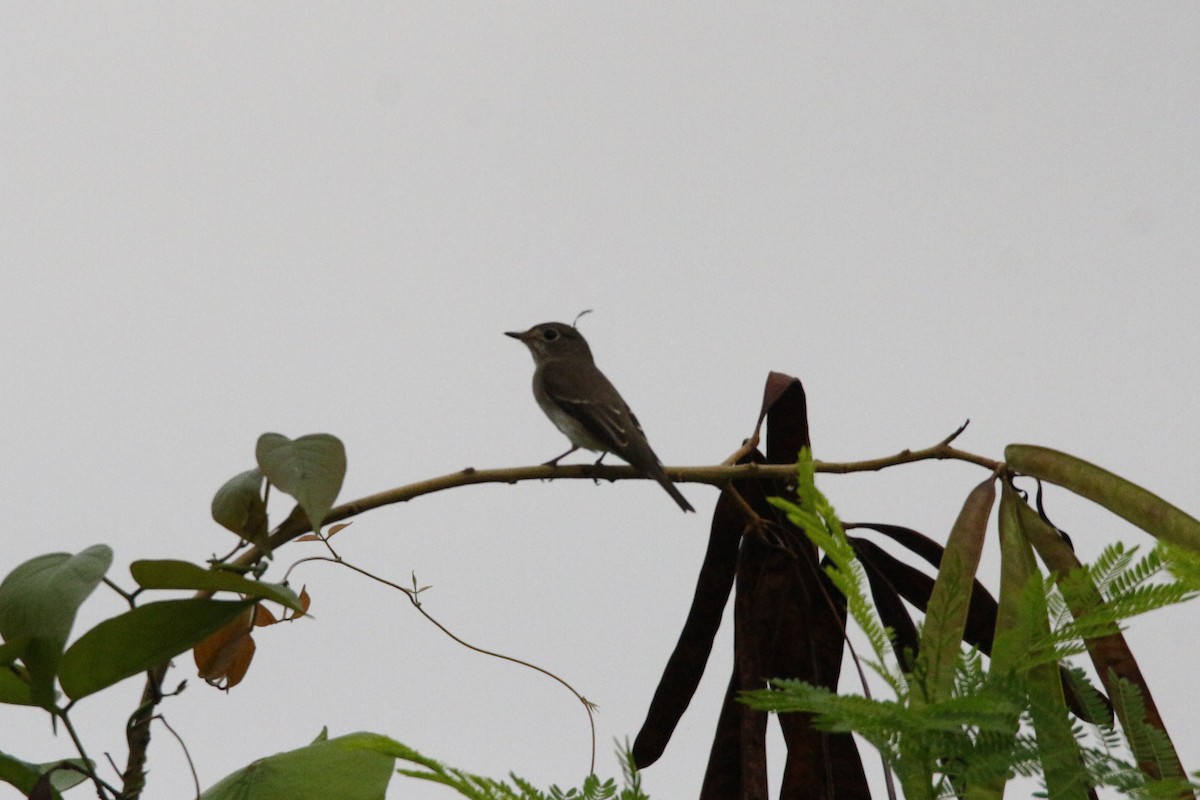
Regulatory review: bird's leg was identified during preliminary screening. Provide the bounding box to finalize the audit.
[542,446,579,467]
[591,452,607,483]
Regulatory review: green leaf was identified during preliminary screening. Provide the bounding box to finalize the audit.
[0,546,113,707]
[0,663,34,705]
[199,731,401,800]
[0,750,61,800]
[1026,660,1089,798]
[1161,541,1200,591]
[256,433,346,536]
[211,468,269,550]
[59,598,255,700]
[0,639,23,666]
[1005,445,1200,551]
[0,754,85,800]
[130,560,303,612]
[917,476,995,705]
[39,760,91,794]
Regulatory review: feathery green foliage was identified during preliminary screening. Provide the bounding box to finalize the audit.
[1033,543,1198,667]
[767,449,905,696]
[395,742,649,800]
[746,453,1200,799]
[1160,540,1200,589]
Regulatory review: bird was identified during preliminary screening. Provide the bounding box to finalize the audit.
[506,322,695,512]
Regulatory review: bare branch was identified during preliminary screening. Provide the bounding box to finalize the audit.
[224,434,1004,565]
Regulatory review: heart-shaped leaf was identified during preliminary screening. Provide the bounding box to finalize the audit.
[256,433,346,537]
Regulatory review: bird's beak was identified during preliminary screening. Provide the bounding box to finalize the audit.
[504,330,527,341]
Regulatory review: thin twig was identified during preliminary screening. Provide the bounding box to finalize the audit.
[58,709,119,799]
[291,555,600,776]
[153,715,200,800]
[722,435,761,466]
[720,482,764,528]
[102,577,138,607]
[937,419,970,447]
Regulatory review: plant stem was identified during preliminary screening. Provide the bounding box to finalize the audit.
[58,707,117,799]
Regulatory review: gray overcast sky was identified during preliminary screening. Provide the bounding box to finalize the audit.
[2,5,1198,798]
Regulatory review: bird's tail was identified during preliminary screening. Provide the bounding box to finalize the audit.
[652,468,695,513]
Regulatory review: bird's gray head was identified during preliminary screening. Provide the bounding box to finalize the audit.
[505,322,594,364]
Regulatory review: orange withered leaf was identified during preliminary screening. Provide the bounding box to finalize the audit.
[253,604,279,627]
[194,605,257,690]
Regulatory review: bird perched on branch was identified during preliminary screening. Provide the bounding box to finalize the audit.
[506,321,694,513]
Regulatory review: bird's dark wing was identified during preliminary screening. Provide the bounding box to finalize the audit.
[541,362,694,512]
[539,361,637,451]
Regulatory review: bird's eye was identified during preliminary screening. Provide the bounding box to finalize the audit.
[542,329,559,341]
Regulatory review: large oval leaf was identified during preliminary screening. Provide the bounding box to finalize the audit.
[1006,444,1200,551]
[0,546,112,707]
[199,731,398,800]
[256,433,346,535]
[130,560,303,612]
[59,598,255,700]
